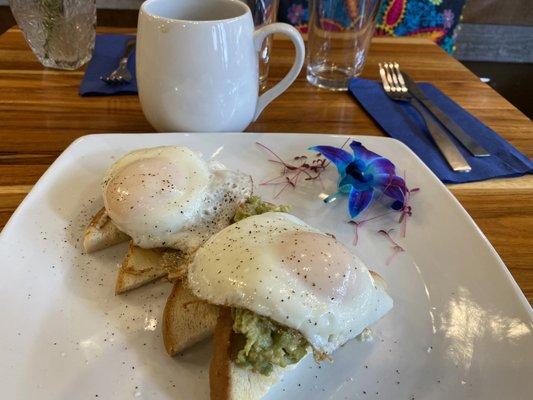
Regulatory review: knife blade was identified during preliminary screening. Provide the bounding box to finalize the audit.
[402,73,490,157]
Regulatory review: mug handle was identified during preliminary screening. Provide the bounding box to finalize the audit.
[253,23,305,121]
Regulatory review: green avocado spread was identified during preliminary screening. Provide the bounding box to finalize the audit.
[233,196,290,223]
[232,308,309,375]
[230,197,306,375]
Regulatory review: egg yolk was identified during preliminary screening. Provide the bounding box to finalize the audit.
[104,156,207,231]
[273,231,364,300]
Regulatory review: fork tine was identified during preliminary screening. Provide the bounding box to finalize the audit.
[392,63,408,92]
[387,63,399,89]
[393,63,405,86]
[387,62,400,89]
[383,62,396,92]
[378,63,391,92]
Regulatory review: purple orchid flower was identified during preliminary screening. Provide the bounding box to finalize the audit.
[309,141,408,218]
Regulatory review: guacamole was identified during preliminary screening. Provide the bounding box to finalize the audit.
[230,197,305,375]
[232,308,309,375]
[233,196,290,223]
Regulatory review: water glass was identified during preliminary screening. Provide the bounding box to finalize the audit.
[306,0,381,90]
[242,0,280,89]
[9,0,96,70]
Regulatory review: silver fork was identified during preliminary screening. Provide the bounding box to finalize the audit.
[379,62,471,173]
[100,38,136,84]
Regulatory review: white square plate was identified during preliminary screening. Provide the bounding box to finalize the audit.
[1,133,531,400]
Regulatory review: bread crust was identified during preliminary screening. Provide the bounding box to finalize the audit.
[83,207,129,253]
[115,242,187,294]
[162,281,219,356]
[210,307,234,400]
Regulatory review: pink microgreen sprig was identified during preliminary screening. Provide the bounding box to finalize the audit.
[398,187,419,237]
[347,210,396,246]
[378,229,405,265]
[256,139,349,198]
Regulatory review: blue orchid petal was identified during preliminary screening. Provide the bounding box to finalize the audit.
[338,182,353,194]
[313,141,410,218]
[309,145,353,175]
[349,141,382,164]
[379,175,407,206]
[365,157,396,178]
[373,173,405,189]
[348,188,374,218]
[339,174,372,192]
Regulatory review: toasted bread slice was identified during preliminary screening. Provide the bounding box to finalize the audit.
[83,207,129,253]
[210,307,304,400]
[115,242,187,294]
[162,281,219,356]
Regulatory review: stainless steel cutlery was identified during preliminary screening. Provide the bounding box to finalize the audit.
[401,71,489,157]
[379,62,472,173]
[101,38,136,84]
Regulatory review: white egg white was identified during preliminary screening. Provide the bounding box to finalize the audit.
[102,146,252,253]
[188,212,393,354]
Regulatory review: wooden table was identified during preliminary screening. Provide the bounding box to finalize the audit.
[0,27,531,302]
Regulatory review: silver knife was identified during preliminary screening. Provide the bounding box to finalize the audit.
[402,73,490,157]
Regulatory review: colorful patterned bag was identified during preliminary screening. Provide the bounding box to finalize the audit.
[278,0,466,53]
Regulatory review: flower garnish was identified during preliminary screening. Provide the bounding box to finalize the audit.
[309,141,408,218]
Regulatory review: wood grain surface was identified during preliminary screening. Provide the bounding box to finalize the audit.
[0,27,531,302]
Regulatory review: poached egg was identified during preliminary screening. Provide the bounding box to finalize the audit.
[188,212,393,354]
[102,146,252,253]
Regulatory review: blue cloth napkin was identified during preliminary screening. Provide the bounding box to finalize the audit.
[80,34,137,96]
[348,78,532,183]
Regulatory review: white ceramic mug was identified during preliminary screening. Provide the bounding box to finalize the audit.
[137,0,305,132]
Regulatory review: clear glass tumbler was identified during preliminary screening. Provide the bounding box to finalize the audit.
[243,0,280,89]
[9,0,96,70]
[306,0,381,90]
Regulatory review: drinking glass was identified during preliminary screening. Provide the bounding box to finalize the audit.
[9,0,96,70]
[306,0,381,90]
[243,0,280,89]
